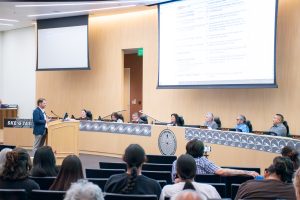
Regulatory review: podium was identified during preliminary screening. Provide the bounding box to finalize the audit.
[47,120,79,164]
[0,108,18,129]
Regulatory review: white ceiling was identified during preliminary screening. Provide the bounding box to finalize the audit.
[0,1,168,32]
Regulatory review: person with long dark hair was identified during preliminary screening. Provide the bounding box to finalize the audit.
[31,146,58,177]
[104,144,161,197]
[235,156,296,199]
[281,146,299,170]
[0,148,39,192]
[50,155,83,191]
[160,154,220,200]
[170,113,184,126]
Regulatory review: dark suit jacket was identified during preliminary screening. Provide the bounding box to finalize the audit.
[33,107,46,135]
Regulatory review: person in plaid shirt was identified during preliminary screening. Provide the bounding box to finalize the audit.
[172,139,259,181]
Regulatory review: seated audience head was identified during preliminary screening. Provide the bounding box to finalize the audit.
[294,168,300,200]
[32,146,57,177]
[273,114,284,125]
[64,179,104,200]
[186,139,204,158]
[265,156,294,183]
[121,144,146,193]
[205,112,214,122]
[2,148,32,180]
[175,190,203,200]
[37,97,47,109]
[50,155,83,191]
[176,154,197,190]
[132,112,139,122]
[0,148,12,174]
[281,146,299,170]
[236,114,246,125]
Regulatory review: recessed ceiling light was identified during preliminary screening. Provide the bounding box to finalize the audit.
[0,23,13,26]
[16,1,145,7]
[0,19,19,22]
[28,5,137,18]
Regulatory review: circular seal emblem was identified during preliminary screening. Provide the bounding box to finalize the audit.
[158,129,177,155]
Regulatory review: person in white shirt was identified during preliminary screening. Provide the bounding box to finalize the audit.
[160,154,221,200]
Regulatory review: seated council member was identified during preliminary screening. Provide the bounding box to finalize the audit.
[235,114,249,133]
[171,139,258,181]
[235,156,296,200]
[269,114,287,137]
[203,112,218,130]
[111,112,124,123]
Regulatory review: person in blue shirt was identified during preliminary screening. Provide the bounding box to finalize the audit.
[235,115,249,133]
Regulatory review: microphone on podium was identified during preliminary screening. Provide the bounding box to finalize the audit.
[138,110,163,124]
[101,109,127,120]
[51,110,61,119]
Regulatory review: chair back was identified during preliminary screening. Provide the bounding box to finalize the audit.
[31,190,65,200]
[29,176,56,190]
[0,145,15,151]
[99,162,126,170]
[210,183,226,198]
[0,189,27,200]
[104,193,157,200]
[195,174,222,183]
[87,178,108,190]
[246,120,253,133]
[231,184,240,199]
[142,170,172,184]
[146,155,176,164]
[142,163,173,172]
[86,169,125,178]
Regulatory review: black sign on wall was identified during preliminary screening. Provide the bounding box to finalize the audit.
[4,119,33,128]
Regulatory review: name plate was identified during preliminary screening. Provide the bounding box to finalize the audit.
[4,119,33,128]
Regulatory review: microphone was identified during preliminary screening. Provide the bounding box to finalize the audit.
[138,111,163,124]
[51,110,61,119]
[101,110,127,120]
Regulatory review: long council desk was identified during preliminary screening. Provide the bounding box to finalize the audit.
[3,119,300,173]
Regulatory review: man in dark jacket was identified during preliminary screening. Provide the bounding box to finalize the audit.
[32,98,49,155]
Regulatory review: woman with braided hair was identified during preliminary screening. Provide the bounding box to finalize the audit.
[160,154,220,200]
[104,144,161,197]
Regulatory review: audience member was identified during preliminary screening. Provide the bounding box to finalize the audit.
[104,144,161,197]
[50,155,83,191]
[203,112,218,130]
[111,112,124,123]
[160,154,220,200]
[235,114,249,133]
[64,179,104,200]
[294,168,300,200]
[269,114,287,136]
[174,190,203,200]
[172,139,258,180]
[235,156,296,199]
[31,146,58,177]
[0,148,12,175]
[281,146,299,170]
[0,148,39,192]
[170,113,184,126]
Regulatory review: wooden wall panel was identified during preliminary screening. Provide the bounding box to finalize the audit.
[37,0,300,135]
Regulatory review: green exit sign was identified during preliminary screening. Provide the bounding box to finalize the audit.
[138,48,143,56]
